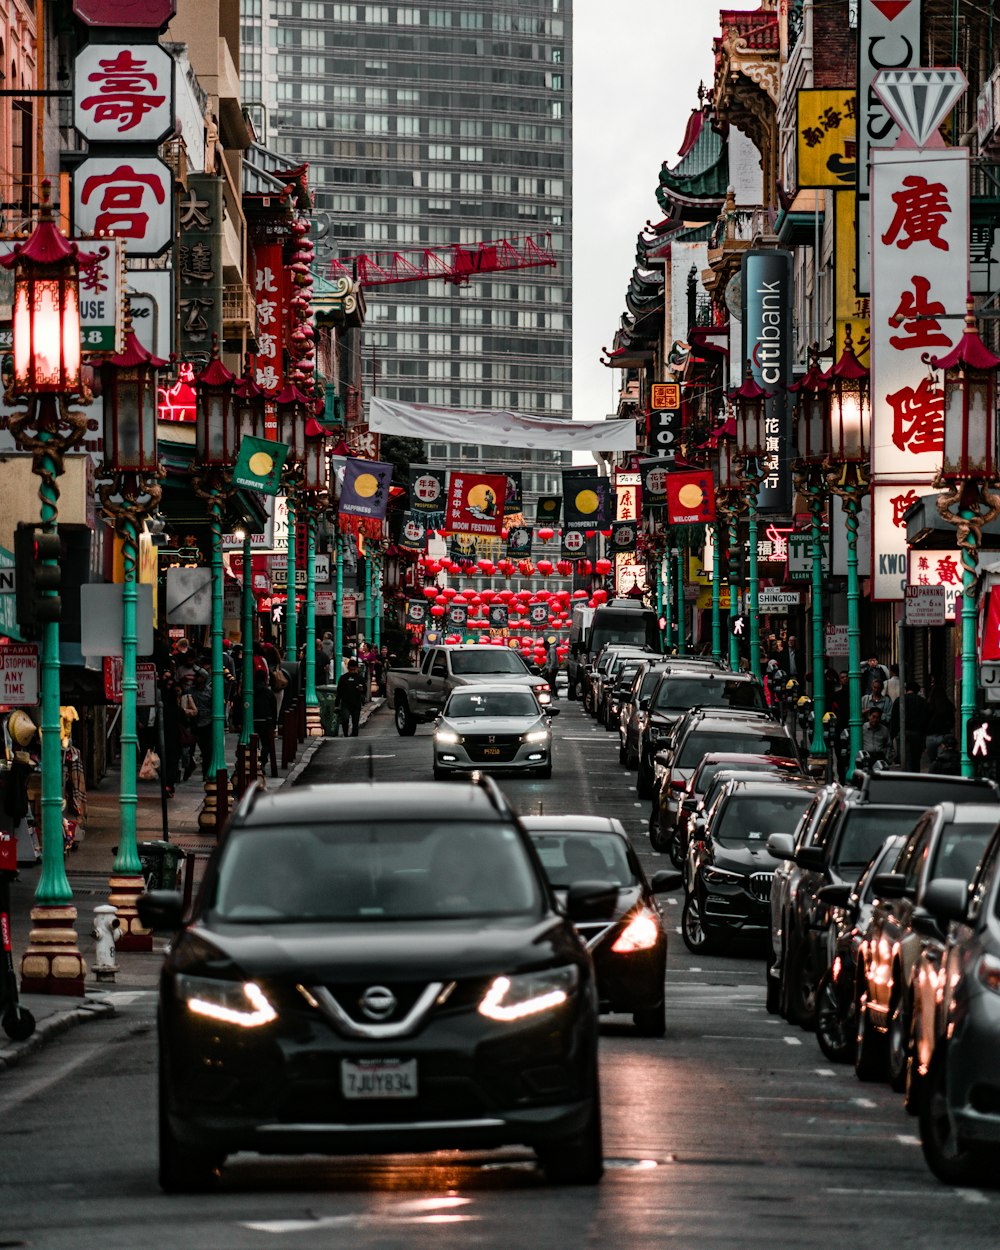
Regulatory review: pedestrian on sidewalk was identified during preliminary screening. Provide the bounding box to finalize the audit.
[336,658,367,737]
[890,680,929,772]
[189,667,214,779]
[159,671,184,798]
[253,665,277,775]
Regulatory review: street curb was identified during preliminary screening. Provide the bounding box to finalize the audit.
[0,998,117,1073]
[282,699,386,789]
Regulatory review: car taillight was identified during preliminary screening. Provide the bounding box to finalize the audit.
[977,954,1000,995]
[611,909,661,953]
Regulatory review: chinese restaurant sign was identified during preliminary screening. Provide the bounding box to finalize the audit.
[907,549,961,619]
[73,44,175,144]
[253,244,286,395]
[870,146,969,480]
[834,192,870,364]
[796,89,857,189]
[73,156,173,257]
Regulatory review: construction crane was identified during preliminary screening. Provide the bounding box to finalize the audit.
[326,231,556,287]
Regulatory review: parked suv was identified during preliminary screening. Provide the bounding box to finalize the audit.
[636,667,767,799]
[618,659,670,768]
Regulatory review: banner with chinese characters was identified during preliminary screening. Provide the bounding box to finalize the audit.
[834,191,870,365]
[870,147,969,479]
[337,457,393,520]
[73,156,173,257]
[615,471,640,522]
[178,175,223,362]
[398,512,428,552]
[252,243,286,394]
[445,471,506,536]
[405,599,428,628]
[796,89,857,188]
[73,44,175,144]
[638,458,669,509]
[741,249,793,514]
[562,468,610,531]
[409,467,447,519]
[907,549,961,620]
[871,482,920,601]
[609,520,638,554]
[666,471,716,525]
[561,530,587,560]
[505,524,532,556]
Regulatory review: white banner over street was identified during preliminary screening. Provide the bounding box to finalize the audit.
[368,397,636,452]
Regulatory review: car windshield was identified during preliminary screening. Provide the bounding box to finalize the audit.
[696,759,786,794]
[834,808,924,878]
[530,832,636,888]
[213,821,542,922]
[638,670,664,699]
[678,730,794,770]
[450,650,528,675]
[929,824,995,883]
[714,792,813,847]
[614,664,642,689]
[653,678,764,713]
[446,690,538,718]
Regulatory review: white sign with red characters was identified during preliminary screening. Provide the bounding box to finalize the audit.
[907,549,962,620]
[73,156,173,257]
[871,482,924,601]
[870,146,969,479]
[0,643,38,706]
[73,44,175,144]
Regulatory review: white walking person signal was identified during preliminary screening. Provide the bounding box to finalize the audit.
[972,721,992,758]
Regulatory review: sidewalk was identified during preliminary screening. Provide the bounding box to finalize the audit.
[0,699,385,1072]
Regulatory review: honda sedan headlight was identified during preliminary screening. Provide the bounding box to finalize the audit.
[522,728,550,743]
[701,865,745,886]
[178,975,277,1028]
[478,965,578,1022]
[434,729,462,744]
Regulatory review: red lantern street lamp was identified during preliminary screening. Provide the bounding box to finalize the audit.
[731,364,767,459]
[303,430,329,494]
[789,347,830,466]
[823,326,870,465]
[194,340,238,468]
[233,366,265,444]
[100,325,166,474]
[275,382,310,466]
[931,298,1000,483]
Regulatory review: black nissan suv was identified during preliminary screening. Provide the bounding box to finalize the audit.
[139,777,609,1191]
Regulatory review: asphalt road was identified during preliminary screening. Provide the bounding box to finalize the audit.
[0,698,996,1249]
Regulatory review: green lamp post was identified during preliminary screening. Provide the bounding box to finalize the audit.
[715,431,745,672]
[929,301,1000,777]
[192,340,238,832]
[822,327,871,779]
[97,320,165,948]
[790,346,830,765]
[233,368,267,786]
[275,384,309,664]
[301,403,330,737]
[730,368,768,684]
[3,182,91,994]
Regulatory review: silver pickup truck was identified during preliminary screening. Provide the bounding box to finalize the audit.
[387,644,552,735]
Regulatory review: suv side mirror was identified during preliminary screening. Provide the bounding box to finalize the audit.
[136,889,185,933]
[921,877,969,926]
[795,845,826,872]
[566,880,619,921]
[817,883,853,908]
[651,869,683,893]
[766,833,796,861]
[871,872,907,901]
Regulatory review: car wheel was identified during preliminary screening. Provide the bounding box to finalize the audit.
[815,969,855,1064]
[537,1083,603,1185]
[648,812,668,853]
[668,829,685,870]
[904,1009,924,1116]
[637,764,652,800]
[566,679,578,701]
[887,987,910,1093]
[633,1000,666,1038]
[394,700,417,736]
[681,890,717,955]
[765,939,781,1016]
[919,1046,985,1186]
[854,991,887,1082]
[785,938,817,1031]
[159,1064,222,1193]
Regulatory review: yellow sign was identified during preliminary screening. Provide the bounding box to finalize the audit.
[696,585,730,612]
[650,382,681,411]
[796,89,857,189]
[834,191,870,366]
[113,526,159,627]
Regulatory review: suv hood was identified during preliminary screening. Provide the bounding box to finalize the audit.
[710,844,782,874]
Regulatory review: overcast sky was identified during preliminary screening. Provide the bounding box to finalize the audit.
[571,0,761,422]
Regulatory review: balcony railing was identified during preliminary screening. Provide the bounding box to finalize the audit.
[222,282,258,339]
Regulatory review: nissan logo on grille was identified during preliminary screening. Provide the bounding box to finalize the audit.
[359,985,397,1021]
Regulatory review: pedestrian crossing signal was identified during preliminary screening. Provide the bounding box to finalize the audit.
[966,716,1000,761]
[731,615,747,637]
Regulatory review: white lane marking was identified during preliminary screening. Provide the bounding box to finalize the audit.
[704,1035,790,1042]
[688,966,702,972]
[824,1187,952,1199]
[897,1134,921,1146]
[0,1041,102,1114]
[815,1069,836,1077]
[94,990,156,1005]
[852,1097,878,1109]
[783,1036,802,1045]
[244,1196,475,1234]
[958,1190,990,1205]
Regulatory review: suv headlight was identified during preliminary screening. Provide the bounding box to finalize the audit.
[178,975,277,1028]
[702,865,745,886]
[478,965,579,1022]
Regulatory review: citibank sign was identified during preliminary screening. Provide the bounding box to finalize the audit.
[741,250,793,515]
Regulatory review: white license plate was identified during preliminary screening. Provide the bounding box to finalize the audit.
[341,1058,418,1100]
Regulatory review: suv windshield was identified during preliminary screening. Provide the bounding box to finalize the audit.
[653,677,764,713]
[835,808,924,878]
[929,823,995,881]
[696,758,787,794]
[447,690,538,718]
[213,822,542,922]
[530,833,636,889]
[451,651,528,675]
[715,792,813,848]
[678,730,794,770]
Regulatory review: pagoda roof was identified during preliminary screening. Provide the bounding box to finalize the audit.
[656,105,729,222]
[242,142,312,210]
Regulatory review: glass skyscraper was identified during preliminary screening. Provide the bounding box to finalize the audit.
[240,1,573,510]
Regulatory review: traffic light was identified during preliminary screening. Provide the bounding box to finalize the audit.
[966,714,1000,763]
[14,523,62,636]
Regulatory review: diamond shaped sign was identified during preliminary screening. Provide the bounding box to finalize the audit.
[872,67,968,148]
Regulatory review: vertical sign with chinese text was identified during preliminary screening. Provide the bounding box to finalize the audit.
[741,250,793,514]
[178,175,223,363]
[253,244,286,395]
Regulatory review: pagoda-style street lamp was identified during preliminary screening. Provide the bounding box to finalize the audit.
[192,340,238,830]
[823,326,871,776]
[1,182,93,995]
[929,299,1000,776]
[232,367,266,784]
[98,317,165,948]
[790,345,830,764]
[730,367,767,683]
[275,384,309,660]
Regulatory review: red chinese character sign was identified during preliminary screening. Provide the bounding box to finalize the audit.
[73,44,174,144]
[73,156,173,257]
[871,150,969,479]
[444,472,507,537]
[907,548,962,620]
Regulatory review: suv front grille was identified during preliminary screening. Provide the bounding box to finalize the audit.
[749,872,775,902]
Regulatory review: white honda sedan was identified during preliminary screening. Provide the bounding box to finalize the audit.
[433,684,558,779]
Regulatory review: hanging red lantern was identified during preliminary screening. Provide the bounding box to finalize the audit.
[572,589,588,599]
[536,559,554,575]
[595,558,612,575]
[518,560,535,576]
[593,589,608,603]
[430,604,445,617]
[579,560,593,575]
[537,527,555,543]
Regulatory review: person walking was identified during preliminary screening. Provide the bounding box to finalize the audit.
[159,670,184,798]
[252,665,278,777]
[777,635,803,681]
[861,677,893,722]
[862,654,890,697]
[189,666,214,780]
[336,658,367,737]
[930,732,961,775]
[861,706,893,765]
[890,680,930,772]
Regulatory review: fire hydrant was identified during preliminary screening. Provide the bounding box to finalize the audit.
[92,904,121,982]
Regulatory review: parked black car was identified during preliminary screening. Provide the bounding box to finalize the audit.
[618,659,670,768]
[139,777,608,1191]
[523,815,680,1036]
[681,776,818,955]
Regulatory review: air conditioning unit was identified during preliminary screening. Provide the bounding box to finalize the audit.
[977,67,1000,155]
